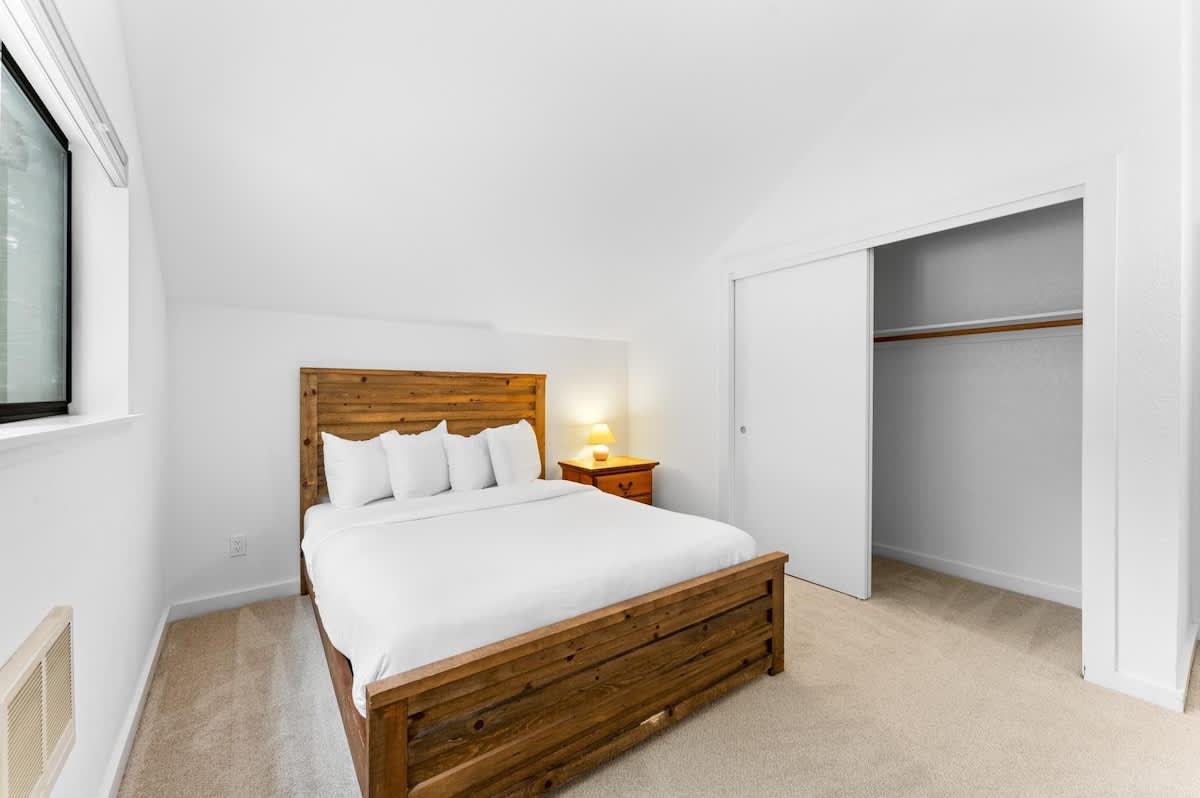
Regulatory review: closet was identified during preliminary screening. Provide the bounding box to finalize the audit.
[732,199,1083,608]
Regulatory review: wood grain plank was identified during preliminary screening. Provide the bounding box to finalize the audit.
[491,654,772,798]
[406,579,769,729]
[299,371,319,596]
[368,702,408,798]
[409,639,773,798]
[319,409,538,425]
[316,373,541,388]
[319,389,536,403]
[533,377,546,478]
[769,560,786,674]
[313,592,369,794]
[409,627,770,783]
[594,470,652,498]
[314,420,530,439]
[318,401,536,416]
[408,599,772,775]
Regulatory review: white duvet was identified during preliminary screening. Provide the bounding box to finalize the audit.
[301,480,756,716]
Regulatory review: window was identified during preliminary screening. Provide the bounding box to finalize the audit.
[0,45,71,423]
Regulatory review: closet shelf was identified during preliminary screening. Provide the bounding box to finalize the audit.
[874,309,1083,343]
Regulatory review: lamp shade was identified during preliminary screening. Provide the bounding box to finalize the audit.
[586,423,615,445]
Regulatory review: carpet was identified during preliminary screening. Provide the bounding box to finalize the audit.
[118,558,1200,797]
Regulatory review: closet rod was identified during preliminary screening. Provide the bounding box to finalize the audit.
[874,314,1083,343]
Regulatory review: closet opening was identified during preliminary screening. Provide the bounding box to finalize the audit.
[871,198,1083,673]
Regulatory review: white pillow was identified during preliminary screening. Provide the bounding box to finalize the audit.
[380,420,450,499]
[320,432,393,509]
[444,431,497,491]
[485,419,541,486]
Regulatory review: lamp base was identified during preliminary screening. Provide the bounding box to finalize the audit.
[592,444,610,462]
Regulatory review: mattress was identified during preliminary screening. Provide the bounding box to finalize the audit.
[301,479,757,716]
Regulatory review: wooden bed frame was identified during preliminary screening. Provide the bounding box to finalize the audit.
[299,367,788,797]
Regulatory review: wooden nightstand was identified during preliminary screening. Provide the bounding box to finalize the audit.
[558,456,659,504]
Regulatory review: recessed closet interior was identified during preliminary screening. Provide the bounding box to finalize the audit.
[871,199,1083,608]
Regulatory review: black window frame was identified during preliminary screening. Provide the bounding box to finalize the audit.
[0,44,72,424]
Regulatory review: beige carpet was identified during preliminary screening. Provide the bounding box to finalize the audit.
[119,559,1200,797]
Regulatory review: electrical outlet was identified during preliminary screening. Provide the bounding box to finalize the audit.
[229,534,247,558]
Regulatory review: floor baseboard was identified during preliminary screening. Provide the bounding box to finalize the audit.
[99,606,169,798]
[873,543,1081,608]
[1177,622,1199,712]
[1085,666,1188,713]
[167,578,299,622]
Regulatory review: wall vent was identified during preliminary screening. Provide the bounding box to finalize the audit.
[0,607,74,798]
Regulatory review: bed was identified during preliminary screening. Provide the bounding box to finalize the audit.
[299,367,788,797]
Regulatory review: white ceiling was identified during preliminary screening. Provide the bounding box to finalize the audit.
[116,1,924,339]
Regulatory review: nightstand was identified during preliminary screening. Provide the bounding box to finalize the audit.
[558,456,659,504]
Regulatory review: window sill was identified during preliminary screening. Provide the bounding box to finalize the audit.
[0,413,141,454]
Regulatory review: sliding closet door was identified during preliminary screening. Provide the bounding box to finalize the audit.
[732,250,873,599]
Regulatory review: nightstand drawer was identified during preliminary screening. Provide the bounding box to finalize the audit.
[595,470,652,498]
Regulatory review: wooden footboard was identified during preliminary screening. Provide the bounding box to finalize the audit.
[320,552,788,798]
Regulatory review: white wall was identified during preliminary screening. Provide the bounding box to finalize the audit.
[873,330,1082,605]
[116,0,942,343]
[873,201,1083,329]
[1187,0,1200,660]
[0,1,168,796]
[628,0,1191,704]
[166,303,627,607]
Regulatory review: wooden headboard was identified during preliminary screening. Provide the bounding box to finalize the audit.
[299,367,546,593]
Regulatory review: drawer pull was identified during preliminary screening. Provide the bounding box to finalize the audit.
[618,481,633,493]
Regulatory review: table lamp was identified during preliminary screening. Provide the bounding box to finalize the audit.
[587,423,615,461]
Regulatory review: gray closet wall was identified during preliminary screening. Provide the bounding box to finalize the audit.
[872,200,1083,606]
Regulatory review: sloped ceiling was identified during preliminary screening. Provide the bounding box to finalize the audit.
[117,1,920,339]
